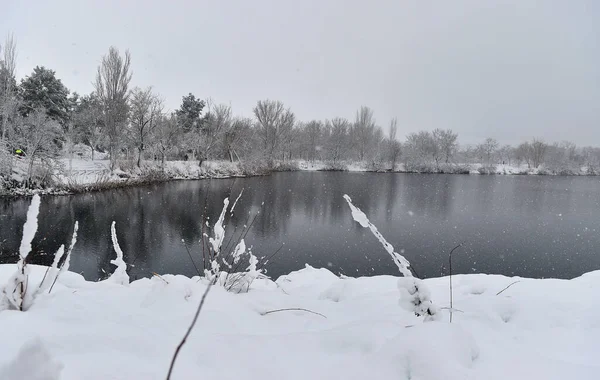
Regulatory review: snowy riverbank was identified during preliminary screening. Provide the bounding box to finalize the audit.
[0,263,598,380]
[2,155,599,197]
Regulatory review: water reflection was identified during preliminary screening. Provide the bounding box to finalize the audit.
[1,173,599,281]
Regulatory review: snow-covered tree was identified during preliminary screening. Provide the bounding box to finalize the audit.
[197,102,231,166]
[175,93,205,133]
[1,33,17,142]
[477,138,499,166]
[222,116,252,162]
[72,93,105,160]
[94,46,132,170]
[326,117,350,164]
[432,129,458,164]
[253,99,295,163]
[351,106,377,161]
[19,66,70,127]
[129,87,163,167]
[404,131,437,169]
[530,138,548,168]
[154,114,179,166]
[17,108,61,181]
[387,118,402,170]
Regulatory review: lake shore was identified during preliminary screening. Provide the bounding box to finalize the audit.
[1,157,598,197]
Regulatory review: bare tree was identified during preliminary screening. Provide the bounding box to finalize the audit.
[73,93,105,160]
[154,114,179,167]
[305,120,323,162]
[253,100,295,163]
[352,106,376,161]
[197,102,231,166]
[561,141,577,162]
[404,131,437,169]
[223,117,251,162]
[530,138,548,168]
[515,142,532,168]
[387,118,401,170]
[478,138,499,166]
[129,87,162,167]
[433,129,458,164]
[94,46,132,170]
[497,144,513,165]
[1,33,17,141]
[368,126,386,170]
[17,108,61,181]
[325,118,349,164]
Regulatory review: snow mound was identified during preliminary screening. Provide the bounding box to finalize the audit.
[0,338,63,380]
[0,264,598,380]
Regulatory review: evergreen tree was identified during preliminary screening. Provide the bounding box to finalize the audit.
[19,66,70,126]
[175,93,205,132]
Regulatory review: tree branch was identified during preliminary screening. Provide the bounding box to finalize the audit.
[166,283,212,380]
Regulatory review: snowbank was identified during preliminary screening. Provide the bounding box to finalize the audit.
[0,264,597,379]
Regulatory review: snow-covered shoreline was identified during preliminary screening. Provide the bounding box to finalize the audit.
[2,157,599,197]
[0,263,598,379]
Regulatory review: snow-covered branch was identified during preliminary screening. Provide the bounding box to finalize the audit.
[1,194,41,311]
[108,221,129,285]
[343,194,412,277]
[343,194,438,320]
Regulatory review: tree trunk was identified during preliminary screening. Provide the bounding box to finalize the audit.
[109,145,117,171]
[137,146,143,168]
[28,156,35,183]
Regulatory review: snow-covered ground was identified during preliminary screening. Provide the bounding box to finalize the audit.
[0,263,598,380]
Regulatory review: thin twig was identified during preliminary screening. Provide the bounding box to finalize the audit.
[182,239,202,277]
[39,266,51,290]
[201,185,209,270]
[166,283,212,380]
[440,307,464,313]
[258,243,285,270]
[274,281,289,295]
[152,272,169,284]
[128,248,145,268]
[496,281,520,296]
[48,269,60,294]
[260,308,327,319]
[241,213,259,241]
[448,243,463,323]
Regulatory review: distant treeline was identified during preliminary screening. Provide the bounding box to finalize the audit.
[2,39,599,182]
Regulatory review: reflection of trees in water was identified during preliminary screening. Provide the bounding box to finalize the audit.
[2,174,598,281]
[1,174,438,280]
[402,175,456,219]
[0,198,29,262]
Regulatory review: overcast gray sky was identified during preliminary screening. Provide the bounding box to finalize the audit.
[1,0,598,145]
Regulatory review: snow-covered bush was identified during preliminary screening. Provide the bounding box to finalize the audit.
[272,160,300,172]
[319,161,349,171]
[477,165,497,175]
[203,194,265,292]
[343,194,438,320]
[0,194,41,311]
[0,195,80,311]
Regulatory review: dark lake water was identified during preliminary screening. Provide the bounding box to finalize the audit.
[1,172,600,281]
